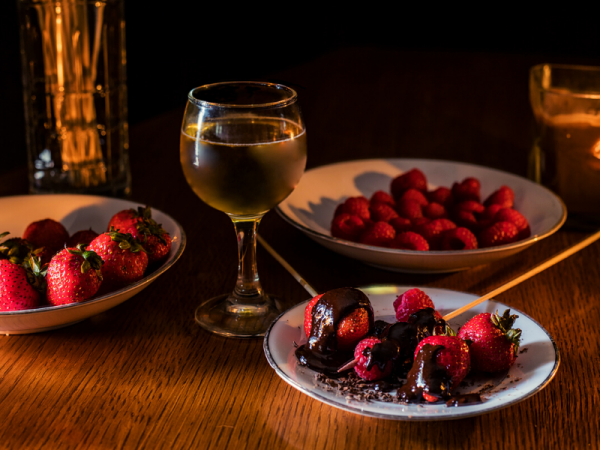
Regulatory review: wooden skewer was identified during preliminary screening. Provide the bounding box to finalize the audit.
[443,228,600,320]
[257,234,319,298]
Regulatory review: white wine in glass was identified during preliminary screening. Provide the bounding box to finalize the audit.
[180,82,307,337]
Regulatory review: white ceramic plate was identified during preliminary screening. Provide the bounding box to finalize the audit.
[264,286,559,421]
[276,159,566,273]
[0,194,186,334]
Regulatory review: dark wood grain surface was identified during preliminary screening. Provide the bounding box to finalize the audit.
[0,47,599,449]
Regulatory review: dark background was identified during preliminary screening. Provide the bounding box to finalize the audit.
[2,3,599,176]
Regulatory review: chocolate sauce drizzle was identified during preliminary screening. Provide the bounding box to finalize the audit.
[295,287,374,376]
[398,344,451,402]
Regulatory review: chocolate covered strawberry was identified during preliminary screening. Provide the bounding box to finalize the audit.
[458,309,521,373]
[354,337,393,381]
[46,244,103,306]
[108,206,171,265]
[88,230,149,292]
[414,335,471,390]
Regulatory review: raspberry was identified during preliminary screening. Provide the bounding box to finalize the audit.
[452,209,478,231]
[354,338,393,381]
[441,227,478,250]
[396,199,423,220]
[331,214,366,241]
[358,222,396,247]
[393,288,441,322]
[390,168,427,199]
[389,216,412,233]
[390,231,429,251]
[410,217,431,227]
[452,177,481,202]
[338,197,370,221]
[477,204,503,230]
[413,219,456,250]
[478,221,519,248]
[427,187,453,207]
[370,190,395,207]
[484,185,515,209]
[494,208,531,239]
[423,202,448,219]
[400,188,429,206]
[455,200,485,214]
[369,202,398,222]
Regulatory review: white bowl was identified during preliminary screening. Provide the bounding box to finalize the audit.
[277,159,566,273]
[0,195,186,334]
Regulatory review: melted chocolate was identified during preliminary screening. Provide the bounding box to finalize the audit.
[397,344,451,402]
[446,393,483,407]
[295,287,374,376]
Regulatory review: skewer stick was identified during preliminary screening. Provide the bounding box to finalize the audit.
[257,234,319,298]
[443,228,600,321]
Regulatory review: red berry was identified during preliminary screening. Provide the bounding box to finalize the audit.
[370,190,395,207]
[413,219,456,250]
[396,199,423,220]
[393,288,441,322]
[331,214,366,241]
[441,227,478,250]
[494,208,530,240]
[451,177,481,202]
[423,202,448,219]
[484,185,515,209]
[369,203,399,223]
[358,222,396,247]
[457,310,521,373]
[455,200,485,214]
[427,187,453,207]
[337,197,370,221]
[303,294,323,337]
[354,338,393,381]
[0,260,41,311]
[389,231,430,251]
[391,169,427,199]
[478,221,519,248]
[389,216,412,233]
[400,188,429,206]
[415,336,471,389]
[66,229,99,248]
[22,219,69,264]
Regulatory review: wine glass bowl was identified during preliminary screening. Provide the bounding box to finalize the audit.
[180,82,307,337]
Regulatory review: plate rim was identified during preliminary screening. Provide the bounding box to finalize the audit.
[263,285,561,421]
[276,158,567,257]
[0,194,187,318]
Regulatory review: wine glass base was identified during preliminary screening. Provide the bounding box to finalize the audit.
[194,293,288,338]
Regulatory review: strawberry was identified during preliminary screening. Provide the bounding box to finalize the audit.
[389,231,429,251]
[458,309,521,373]
[478,221,519,248]
[358,222,395,247]
[441,227,478,250]
[66,229,99,249]
[370,190,395,207]
[88,230,149,292]
[46,244,103,306]
[108,206,172,265]
[484,185,515,209]
[22,219,69,265]
[0,259,43,311]
[353,337,393,381]
[303,294,370,350]
[369,203,398,222]
[414,335,471,389]
[331,213,366,241]
[393,288,442,322]
[391,168,427,199]
[0,232,34,265]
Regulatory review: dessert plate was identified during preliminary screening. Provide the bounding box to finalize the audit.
[0,194,186,334]
[264,285,560,421]
[276,159,566,273]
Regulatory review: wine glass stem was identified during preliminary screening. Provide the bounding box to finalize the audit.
[230,215,264,302]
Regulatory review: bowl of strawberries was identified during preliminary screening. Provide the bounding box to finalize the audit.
[0,195,186,334]
[276,159,566,273]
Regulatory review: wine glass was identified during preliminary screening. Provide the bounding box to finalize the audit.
[180,81,307,337]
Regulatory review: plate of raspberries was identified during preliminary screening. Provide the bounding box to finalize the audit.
[0,195,186,334]
[276,159,566,273]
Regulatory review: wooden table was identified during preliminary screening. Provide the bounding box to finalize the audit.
[1,47,599,449]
